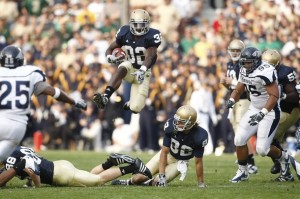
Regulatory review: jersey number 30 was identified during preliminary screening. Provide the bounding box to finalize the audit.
[0,81,30,109]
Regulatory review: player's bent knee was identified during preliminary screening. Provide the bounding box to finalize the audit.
[130,104,144,113]
[234,135,246,146]
[256,146,269,157]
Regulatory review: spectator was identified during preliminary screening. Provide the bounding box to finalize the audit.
[105,118,138,153]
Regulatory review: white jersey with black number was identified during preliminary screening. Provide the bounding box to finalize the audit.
[0,65,46,124]
[238,63,278,109]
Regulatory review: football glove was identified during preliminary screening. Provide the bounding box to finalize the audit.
[156,174,167,187]
[131,66,147,84]
[106,50,125,64]
[74,98,87,110]
[248,111,265,126]
[225,99,235,109]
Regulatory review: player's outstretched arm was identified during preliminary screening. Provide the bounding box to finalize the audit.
[34,81,87,110]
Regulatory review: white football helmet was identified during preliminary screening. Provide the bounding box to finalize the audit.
[129,9,150,36]
[173,105,197,132]
[228,39,245,61]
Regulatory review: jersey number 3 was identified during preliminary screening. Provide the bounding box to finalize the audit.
[0,81,30,109]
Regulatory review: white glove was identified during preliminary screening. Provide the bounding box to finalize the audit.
[156,174,167,187]
[177,160,188,181]
[23,155,40,175]
[131,65,147,84]
[74,98,87,110]
[106,50,125,64]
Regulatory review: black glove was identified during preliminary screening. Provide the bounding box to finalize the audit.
[248,111,265,126]
[74,98,87,110]
[225,99,235,109]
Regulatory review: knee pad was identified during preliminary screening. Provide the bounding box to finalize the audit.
[256,146,269,157]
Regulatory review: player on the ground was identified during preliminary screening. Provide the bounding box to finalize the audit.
[262,49,299,175]
[220,39,258,174]
[109,105,208,188]
[93,9,161,113]
[0,146,152,187]
[0,45,87,163]
[225,47,293,183]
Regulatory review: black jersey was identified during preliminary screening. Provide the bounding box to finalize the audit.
[116,25,161,69]
[227,61,248,99]
[3,146,54,185]
[162,118,208,160]
[277,64,298,113]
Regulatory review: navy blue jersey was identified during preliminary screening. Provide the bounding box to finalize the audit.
[277,64,298,113]
[226,61,248,99]
[162,118,208,160]
[116,25,161,69]
[3,146,54,185]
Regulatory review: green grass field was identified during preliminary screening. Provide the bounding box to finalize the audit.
[1,150,299,199]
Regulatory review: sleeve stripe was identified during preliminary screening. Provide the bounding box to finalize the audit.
[33,70,46,81]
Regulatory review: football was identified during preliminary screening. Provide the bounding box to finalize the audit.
[112,48,126,59]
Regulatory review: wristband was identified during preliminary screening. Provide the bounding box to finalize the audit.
[53,87,61,99]
[140,65,147,72]
[229,98,235,103]
[261,108,269,115]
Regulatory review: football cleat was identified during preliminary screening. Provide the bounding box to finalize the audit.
[230,169,249,183]
[93,93,108,109]
[280,153,291,177]
[111,179,130,186]
[123,101,130,111]
[289,156,300,180]
[274,173,294,182]
[270,160,281,174]
[108,153,135,166]
[133,158,152,179]
[248,164,258,174]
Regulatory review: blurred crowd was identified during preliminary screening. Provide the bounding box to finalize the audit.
[0,0,299,154]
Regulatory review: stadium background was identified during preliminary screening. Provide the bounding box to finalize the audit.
[0,0,299,155]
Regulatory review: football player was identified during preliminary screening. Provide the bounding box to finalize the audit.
[225,47,294,183]
[93,9,161,113]
[110,105,208,188]
[0,146,152,187]
[0,46,87,163]
[220,39,258,174]
[262,49,299,175]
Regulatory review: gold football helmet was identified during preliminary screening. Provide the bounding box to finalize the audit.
[262,49,281,69]
[129,9,150,36]
[173,105,197,132]
[228,39,245,61]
